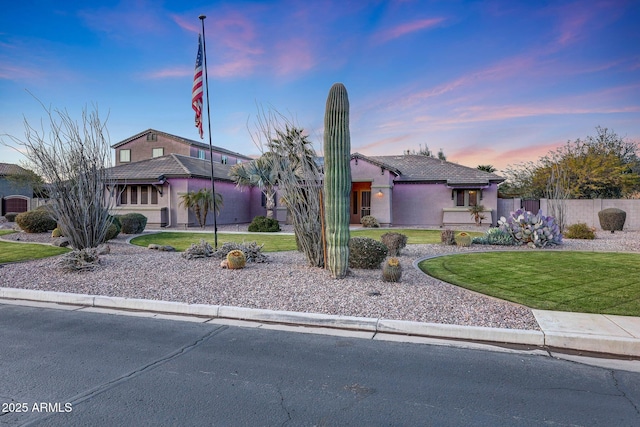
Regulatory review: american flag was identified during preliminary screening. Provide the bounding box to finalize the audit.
[192,35,204,139]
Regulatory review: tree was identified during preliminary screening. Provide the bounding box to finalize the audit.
[2,103,116,250]
[248,107,324,268]
[477,164,497,173]
[502,127,640,199]
[179,188,223,228]
[230,154,277,219]
[405,144,446,160]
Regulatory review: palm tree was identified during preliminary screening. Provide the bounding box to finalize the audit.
[230,154,277,219]
[179,188,223,228]
[477,164,497,173]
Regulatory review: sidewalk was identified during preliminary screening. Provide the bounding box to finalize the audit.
[1,287,639,358]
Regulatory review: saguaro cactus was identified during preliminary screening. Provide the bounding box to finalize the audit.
[323,83,352,279]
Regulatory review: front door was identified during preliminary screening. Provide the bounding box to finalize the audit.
[350,182,372,224]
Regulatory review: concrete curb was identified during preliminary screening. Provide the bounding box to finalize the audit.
[2,287,638,356]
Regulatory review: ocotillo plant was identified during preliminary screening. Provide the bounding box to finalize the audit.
[323,83,352,279]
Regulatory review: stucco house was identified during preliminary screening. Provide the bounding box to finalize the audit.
[349,153,504,227]
[107,129,505,228]
[0,163,33,216]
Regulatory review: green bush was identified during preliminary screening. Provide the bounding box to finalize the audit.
[598,208,626,233]
[119,213,148,234]
[4,212,19,222]
[15,209,57,233]
[349,237,388,269]
[248,216,281,232]
[102,215,122,242]
[360,215,380,228]
[380,232,408,256]
[472,228,516,246]
[564,223,595,239]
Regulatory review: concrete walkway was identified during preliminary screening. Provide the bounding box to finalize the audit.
[1,287,638,359]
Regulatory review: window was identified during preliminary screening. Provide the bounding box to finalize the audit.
[119,186,127,205]
[152,148,164,158]
[221,155,228,165]
[146,133,157,141]
[141,186,148,204]
[151,186,158,204]
[119,149,131,163]
[198,149,206,160]
[236,159,243,164]
[130,186,138,204]
[455,190,481,207]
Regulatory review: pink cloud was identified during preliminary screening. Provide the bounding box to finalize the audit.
[143,67,192,79]
[273,38,316,76]
[0,63,44,81]
[375,17,445,43]
[354,134,413,152]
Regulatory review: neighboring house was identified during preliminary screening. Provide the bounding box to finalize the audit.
[349,153,504,227]
[112,129,252,166]
[108,153,263,228]
[0,163,33,216]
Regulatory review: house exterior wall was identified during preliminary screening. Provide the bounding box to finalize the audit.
[392,182,450,226]
[185,178,261,226]
[188,146,246,165]
[115,133,189,166]
[0,176,33,215]
[350,158,394,225]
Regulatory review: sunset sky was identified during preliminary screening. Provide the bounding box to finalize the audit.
[1,0,638,173]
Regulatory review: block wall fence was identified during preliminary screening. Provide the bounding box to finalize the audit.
[497,198,640,231]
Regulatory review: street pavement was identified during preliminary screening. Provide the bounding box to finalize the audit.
[1,302,640,426]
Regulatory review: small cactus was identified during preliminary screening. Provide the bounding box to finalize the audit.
[455,232,472,247]
[226,249,246,269]
[51,227,63,238]
[382,257,402,282]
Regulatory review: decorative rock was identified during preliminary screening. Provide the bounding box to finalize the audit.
[97,244,110,255]
[161,245,176,252]
[220,259,229,269]
[53,237,70,247]
[148,244,160,250]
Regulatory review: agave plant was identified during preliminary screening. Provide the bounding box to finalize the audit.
[498,209,562,248]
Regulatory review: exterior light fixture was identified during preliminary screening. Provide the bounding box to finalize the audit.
[376,190,384,198]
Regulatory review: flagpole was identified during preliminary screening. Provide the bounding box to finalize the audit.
[199,14,218,249]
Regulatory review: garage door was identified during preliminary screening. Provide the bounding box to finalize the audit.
[3,197,28,215]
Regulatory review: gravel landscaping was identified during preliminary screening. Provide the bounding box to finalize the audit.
[1,224,639,331]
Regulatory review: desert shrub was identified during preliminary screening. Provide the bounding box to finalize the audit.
[211,241,268,263]
[58,248,100,272]
[15,208,57,233]
[598,208,626,233]
[564,223,595,239]
[380,232,408,256]
[441,229,456,245]
[349,237,388,269]
[118,213,148,234]
[248,216,281,232]
[4,212,18,222]
[472,228,516,246]
[498,209,562,248]
[182,239,214,260]
[360,215,380,228]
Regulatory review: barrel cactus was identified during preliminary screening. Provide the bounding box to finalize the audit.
[226,249,246,269]
[382,257,402,282]
[51,227,63,238]
[323,83,352,279]
[455,232,472,247]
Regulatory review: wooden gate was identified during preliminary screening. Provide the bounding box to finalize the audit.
[521,199,540,213]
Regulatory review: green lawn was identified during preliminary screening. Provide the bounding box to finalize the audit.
[0,231,70,264]
[130,228,481,252]
[130,232,298,252]
[419,251,640,316]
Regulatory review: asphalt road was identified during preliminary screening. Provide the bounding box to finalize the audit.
[1,302,639,426]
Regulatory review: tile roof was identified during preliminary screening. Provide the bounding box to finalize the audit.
[0,163,29,176]
[108,154,235,182]
[352,153,504,185]
[111,129,253,160]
